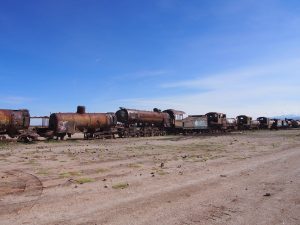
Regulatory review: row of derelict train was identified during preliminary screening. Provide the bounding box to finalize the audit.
[0,106,299,142]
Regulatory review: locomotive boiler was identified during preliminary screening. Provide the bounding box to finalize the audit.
[115,107,171,137]
[0,109,30,138]
[47,106,117,139]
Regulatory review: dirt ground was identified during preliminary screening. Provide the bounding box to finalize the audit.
[0,130,299,225]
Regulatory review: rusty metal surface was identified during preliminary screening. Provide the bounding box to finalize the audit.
[205,112,227,128]
[163,109,186,128]
[116,108,170,126]
[183,115,208,129]
[49,112,116,134]
[0,109,30,137]
[257,117,271,129]
[0,110,11,130]
[237,115,252,126]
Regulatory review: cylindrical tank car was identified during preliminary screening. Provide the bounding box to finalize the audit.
[47,106,117,139]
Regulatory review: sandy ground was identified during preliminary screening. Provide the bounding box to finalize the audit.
[0,130,299,225]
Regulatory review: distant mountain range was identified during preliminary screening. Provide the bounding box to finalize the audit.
[272,114,300,120]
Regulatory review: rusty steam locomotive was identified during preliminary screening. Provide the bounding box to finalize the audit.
[0,106,299,141]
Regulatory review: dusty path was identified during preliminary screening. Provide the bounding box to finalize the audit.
[0,130,299,225]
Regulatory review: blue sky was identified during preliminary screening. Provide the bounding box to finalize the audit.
[1,0,300,118]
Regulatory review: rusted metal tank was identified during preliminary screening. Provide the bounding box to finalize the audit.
[250,120,260,129]
[116,108,170,127]
[237,115,252,130]
[0,109,30,137]
[48,106,117,139]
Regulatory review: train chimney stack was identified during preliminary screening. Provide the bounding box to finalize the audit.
[77,106,86,114]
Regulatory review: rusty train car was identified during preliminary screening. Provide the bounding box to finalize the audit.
[0,109,30,139]
[115,107,172,137]
[237,115,252,130]
[182,115,208,134]
[1,105,299,142]
[257,117,272,129]
[205,112,227,130]
[226,118,237,131]
[43,106,118,140]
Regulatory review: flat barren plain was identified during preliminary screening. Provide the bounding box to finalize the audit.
[0,130,299,225]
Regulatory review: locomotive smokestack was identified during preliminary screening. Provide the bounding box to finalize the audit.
[77,106,86,114]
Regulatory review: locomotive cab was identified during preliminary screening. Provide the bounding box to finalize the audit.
[237,115,252,130]
[257,117,271,129]
[163,109,186,128]
[205,112,227,130]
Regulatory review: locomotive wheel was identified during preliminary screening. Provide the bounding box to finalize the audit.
[0,136,6,140]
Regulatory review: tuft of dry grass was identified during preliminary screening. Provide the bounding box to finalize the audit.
[127,163,142,168]
[59,171,82,178]
[112,182,129,189]
[96,168,109,173]
[75,177,95,184]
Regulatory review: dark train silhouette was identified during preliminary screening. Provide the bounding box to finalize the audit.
[0,105,299,141]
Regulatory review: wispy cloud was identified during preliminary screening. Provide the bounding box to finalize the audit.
[161,58,300,89]
[117,58,300,118]
[115,69,170,80]
[0,96,33,105]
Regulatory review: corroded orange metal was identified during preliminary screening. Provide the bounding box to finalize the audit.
[115,108,170,126]
[49,110,116,135]
[0,109,30,137]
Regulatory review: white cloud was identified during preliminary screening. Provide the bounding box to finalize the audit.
[117,58,300,118]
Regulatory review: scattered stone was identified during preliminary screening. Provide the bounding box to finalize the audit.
[264,193,271,197]
[104,185,108,188]
[177,165,181,168]
[179,171,183,175]
[220,174,227,177]
[102,178,107,181]
[160,162,164,168]
[74,185,78,188]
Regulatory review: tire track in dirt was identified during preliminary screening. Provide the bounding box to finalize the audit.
[0,170,43,216]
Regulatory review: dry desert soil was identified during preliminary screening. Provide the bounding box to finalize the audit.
[0,129,299,225]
